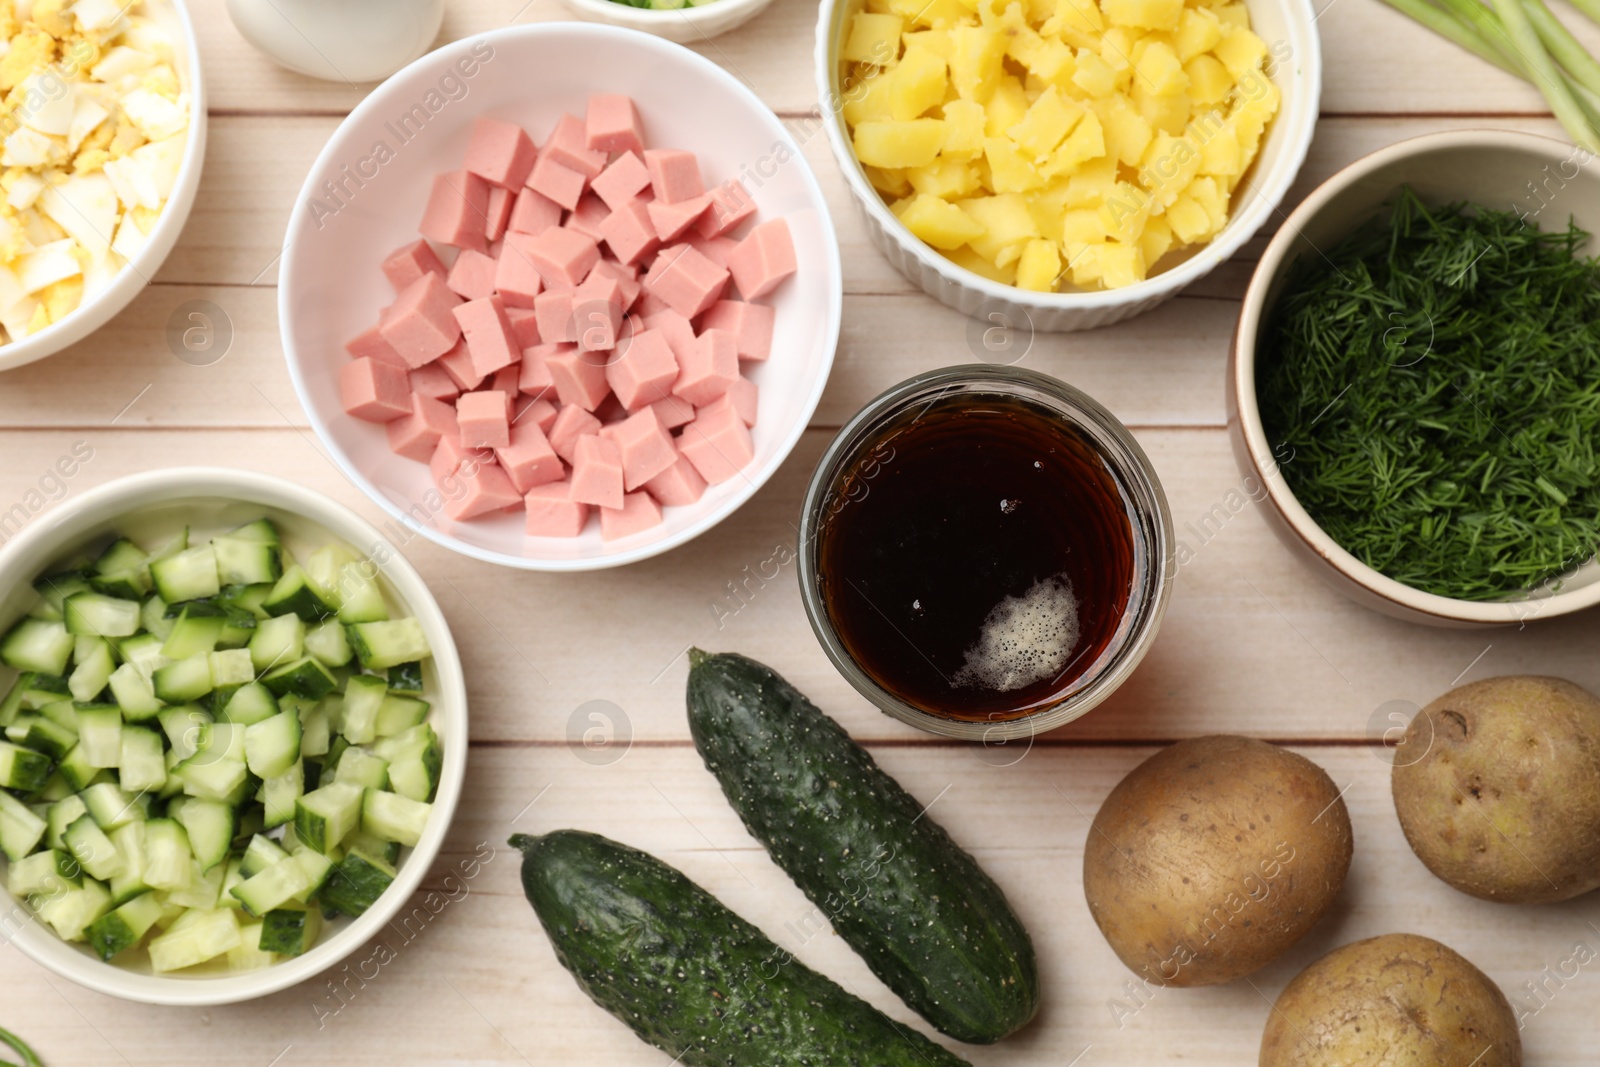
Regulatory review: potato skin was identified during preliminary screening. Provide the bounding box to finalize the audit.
[1082,735,1353,987]
[1392,675,1600,904]
[1259,933,1521,1067]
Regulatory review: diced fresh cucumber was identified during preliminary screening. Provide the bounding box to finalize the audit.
[8,847,80,897]
[174,755,248,802]
[160,603,226,658]
[234,803,265,843]
[346,619,431,672]
[219,855,245,909]
[344,830,400,867]
[259,905,322,956]
[171,797,235,872]
[62,593,142,638]
[295,782,362,854]
[149,545,220,605]
[75,704,122,768]
[303,545,356,608]
[261,657,338,700]
[385,662,424,695]
[341,674,386,744]
[167,859,225,910]
[375,694,429,737]
[0,739,53,792]
[68,637,116,703]
[304,619,353,668]
[106,663,162,721]
[229,921,276,970]
[140,595,174,640]
[333,749,389,791]
[108,821,148,904]
[208,649,254,688]
[222,582,275,620]
[213,536,282,588]
[215,605,258,649]
[361,790,430,848]
[299,699,330,758]
[119,725,167,793]
[64,813,124,880]
[335,561,390,624]
[262,566,337,622]
[241,833,290,877]
[0,791,48,861]
[319,848,397,917]
[290,849,332,902]
[7,714,77,759]
[118,631,168,678]
[30,572,92,617]
[260,761,304,828]
[147,906,241,972]
[34,771,73,802]
[86,891,164,960]
[0,672,70,727]
[249,613,304,672]
[231,853,315,916]
[81,781,149,831]
[244,711,301,779]
[143,818,193,890]
[226,519,281,544]
[32,876,110,941]
[159,705,211,761]
[90,538,151,600]
[152,654,214,704]
[1,618,74,675]
[38,698,79,733]
[198,722,247,763]
[45,795,87,850]
[219,681,278,726]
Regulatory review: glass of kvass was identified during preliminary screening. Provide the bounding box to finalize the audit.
[798,366,1173,740]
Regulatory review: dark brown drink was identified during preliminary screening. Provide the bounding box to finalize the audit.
[813,391,1138,722]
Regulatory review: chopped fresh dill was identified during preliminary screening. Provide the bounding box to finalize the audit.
[1257,186,1600,602]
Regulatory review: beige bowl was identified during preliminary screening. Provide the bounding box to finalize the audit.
[1229,130,1600,628]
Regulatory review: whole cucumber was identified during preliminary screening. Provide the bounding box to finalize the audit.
[512,830,970,1067]
[685,650,1040,1044]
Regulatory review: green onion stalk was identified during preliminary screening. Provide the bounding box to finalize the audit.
[1379,0,1600,151]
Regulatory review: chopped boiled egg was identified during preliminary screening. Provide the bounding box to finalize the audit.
[39,172,117,257]
[17,237,81,293]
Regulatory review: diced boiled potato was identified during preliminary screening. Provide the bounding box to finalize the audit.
[1186,175,1229,231]
[843,13,906,63]
[865,164,915,198]
[1103,0,1183,30]
[941,98,987,157]
[1139,213,1175,265]
[900,193,989,248]
[982,75,1031,135]
[959,192,1039,264]
[1134,40,1188,95]
[948,245,1018,284]
[1096,93,1153,166]
[1213,25,1267,77]
[1139,131,1202,208]
[1214,3,1250,28]
[1166,194,1212,242]
[1099,27,1137,76]
[984,136,1047,193]
[908,157,982,198]
[1008,86,1084,159]
[1061,207,1108,244]
[1043,109,1105,177]
[1072,49,1116,96]
[949,25,1008,102]
[854,119,947,168]
[1174,7,1224,60]
[903,28,955,57]
[1041,0,1103,48]
[842,71,897,126]
[1064,153,1117,207]
[1197,118,1242,175]
[1099,181,1153,242]
[1015,238,1063,290]
[1022,36,1077,82]
[892,47,949,118]
[1184,54,1234,104]
[1136,83,1190,134]
[1095,240,1147,287]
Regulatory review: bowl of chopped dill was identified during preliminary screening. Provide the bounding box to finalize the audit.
[1231,130,1600,627]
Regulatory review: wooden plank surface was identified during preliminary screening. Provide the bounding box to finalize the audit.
[1,0,1596,1062]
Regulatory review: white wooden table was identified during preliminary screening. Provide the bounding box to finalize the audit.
[3,0,1600,1062]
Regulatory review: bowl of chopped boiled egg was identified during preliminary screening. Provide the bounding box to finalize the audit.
[815,0,1321,332]
[0,0,203,373]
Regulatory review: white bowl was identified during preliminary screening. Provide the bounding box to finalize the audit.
[0,468,467,1005]
[557,0,780,44]
[224,0,445,83]
[814,0,1321,333]
[280,24,842,572]
[1230,130,1600,627]
[0,0,207,373]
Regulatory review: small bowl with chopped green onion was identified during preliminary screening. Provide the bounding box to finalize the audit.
[1231,129,1600,626]
[0,468,465,1004]
[557,0,780,44]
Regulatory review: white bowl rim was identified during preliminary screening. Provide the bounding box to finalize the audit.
[0,0,208,374]
[1233,128,1600,626]
[0,467,468,1005]
[560,0,774,26]
[812,0,1323,314]
[279,22,843,573]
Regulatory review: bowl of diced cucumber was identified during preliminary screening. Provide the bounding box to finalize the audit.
[0,468,466,1005]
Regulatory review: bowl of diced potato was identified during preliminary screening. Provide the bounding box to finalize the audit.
[815,0,1320,331]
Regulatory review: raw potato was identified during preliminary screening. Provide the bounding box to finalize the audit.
[1259,933,1522,1067]
[1391,675,1600,904]
[1082,735,1352,987]
[836,0,1281,290]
